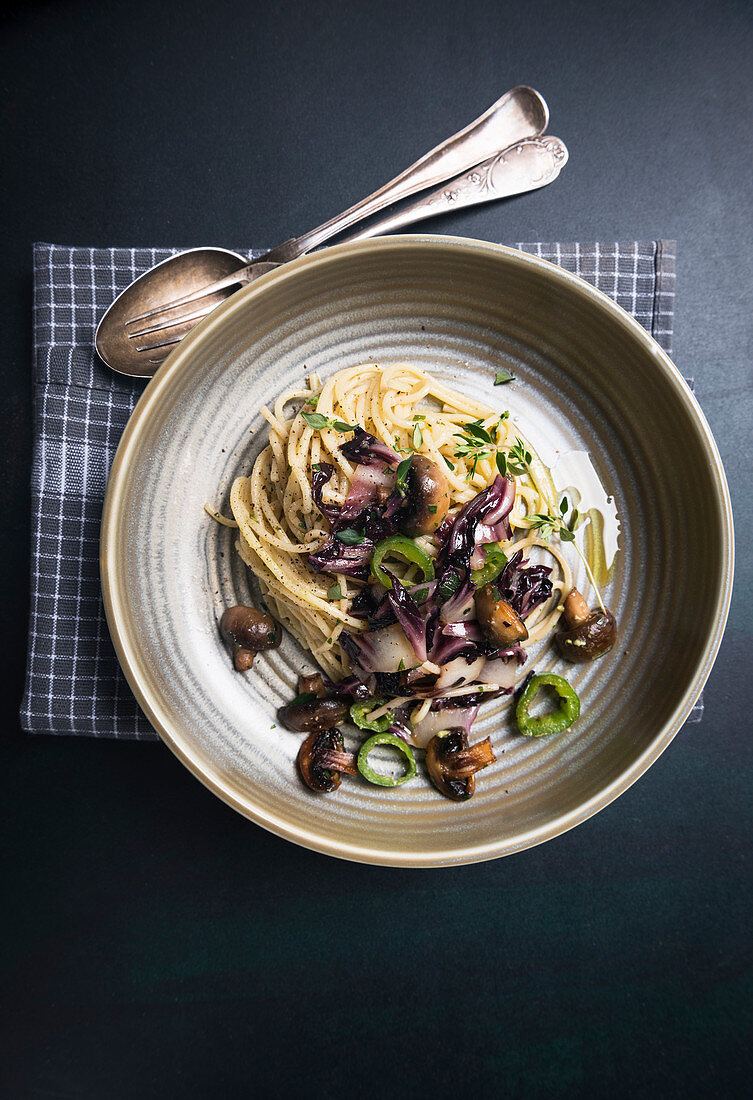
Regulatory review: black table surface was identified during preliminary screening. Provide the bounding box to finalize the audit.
[2,1,751,1096]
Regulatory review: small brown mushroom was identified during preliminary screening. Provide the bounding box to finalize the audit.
[425,728,496,801]
[554,588,617,662]
[297,672,327,698]
[402,456,451,536]
[475,585,529,647]
[220,605,282,671]
[278,697,350,733]
[297,728,358,793]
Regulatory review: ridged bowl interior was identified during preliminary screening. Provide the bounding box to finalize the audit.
[101,237,733,865]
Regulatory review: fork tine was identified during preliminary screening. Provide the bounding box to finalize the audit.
[134,334,184,353]
[127,300,220,340]
[125,267,251,326]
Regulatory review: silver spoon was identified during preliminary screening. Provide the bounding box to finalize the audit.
[97,86,551,377]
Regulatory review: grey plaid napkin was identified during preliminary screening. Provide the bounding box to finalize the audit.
[22,240,701,739]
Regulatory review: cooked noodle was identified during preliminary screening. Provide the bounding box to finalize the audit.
[223,362,571,679]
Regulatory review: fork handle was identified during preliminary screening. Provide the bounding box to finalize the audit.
[258,86,548,264]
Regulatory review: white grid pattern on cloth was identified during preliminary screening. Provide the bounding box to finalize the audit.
[21,240,700,739]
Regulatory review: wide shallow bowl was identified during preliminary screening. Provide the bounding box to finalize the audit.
[101,236,733,866]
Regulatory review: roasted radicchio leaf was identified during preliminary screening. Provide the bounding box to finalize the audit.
[443,475,515,568]
[311,462,342,528]
[308,535,375,579]
[495,548,553,619]
[340,427,400,467]
[386,583,427,662]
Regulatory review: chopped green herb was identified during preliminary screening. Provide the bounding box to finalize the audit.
[496,451,508,478]
[395,456,412,496]
[337,528,366,545]
[327,582,343,600]
[412,414,426,421]
[291,692,317,706]
[494,368,516,385]
[412,423,423,449]
[443,456,456,471]
[413,587,429,603]
[437,572,461,601]
[506,437,533,475]
[306,395,319,407]
[302,411,357,433]
[428,504,438,514]
[397,659,405,671]
[302,411,330,430]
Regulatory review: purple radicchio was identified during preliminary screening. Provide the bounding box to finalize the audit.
[495,548,553,620]
[443,475,515,569]
[308,532,375,579]
[340,427,400,467]
[386,582,427,662]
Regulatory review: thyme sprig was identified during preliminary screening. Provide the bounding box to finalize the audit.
[454,418,505,480]
[524,495,605,612]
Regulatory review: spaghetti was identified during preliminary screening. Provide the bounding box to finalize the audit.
[223,363,572,681]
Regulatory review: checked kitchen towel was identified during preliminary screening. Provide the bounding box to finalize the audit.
[22,239,699,738]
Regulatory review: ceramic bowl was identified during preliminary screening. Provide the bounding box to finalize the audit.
[101,236,733,865]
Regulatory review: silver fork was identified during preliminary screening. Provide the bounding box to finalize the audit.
[97,88,565,377]
[130,135,567,349]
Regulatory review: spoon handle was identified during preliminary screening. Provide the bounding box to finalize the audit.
[259,86,548,264]
[341,136,569,242]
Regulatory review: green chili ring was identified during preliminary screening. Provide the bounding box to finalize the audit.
[371,535,435,590]
[471,543,508,588]
[515,673,581,737]
[357,732,417,787]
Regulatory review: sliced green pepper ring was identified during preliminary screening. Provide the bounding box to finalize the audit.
[357,732,417,787]
[515,673,581,737]
[371,535,435,590]
[471,543,508,588]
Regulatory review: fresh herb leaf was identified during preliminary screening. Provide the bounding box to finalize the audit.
[327,582,343,599]
[437,572,461,601]
[496,451,508,478]
[494,368,516,385]
[395,456,412,495]
[302,411,356,432]
[507,437,532,475]
[413,587,429,603]
[337,528,366,545]
[428,504,437,514]
[306,395,319,407]
[291,692,317,706]
[302,411,330,430]
[560,495,569,515]
[444,456,456,471]
[412,423,423,449]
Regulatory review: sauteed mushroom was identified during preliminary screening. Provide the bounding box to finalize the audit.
[475,584,529,647]
[278,697,349,733]
[297,672,327,698]
[220,605,282,671]
[297,728,358,793]
[554,588,617,662]
[425,728,496,801]
[402,455,451,536]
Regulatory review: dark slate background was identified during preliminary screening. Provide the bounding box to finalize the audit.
[1,1,751,1096]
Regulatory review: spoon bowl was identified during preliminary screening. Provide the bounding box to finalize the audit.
[95,247,248,377]
[95,86,553,377]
